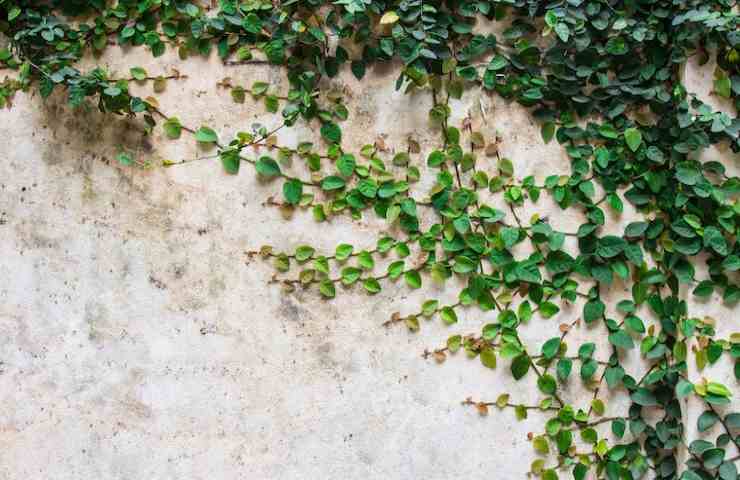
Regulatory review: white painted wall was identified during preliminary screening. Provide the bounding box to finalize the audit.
[0,45,737,479]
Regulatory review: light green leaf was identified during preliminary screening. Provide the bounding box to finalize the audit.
[195,126,218,143]
[130,67,147,80]
[624,127,642,152]
[405,270,422,289]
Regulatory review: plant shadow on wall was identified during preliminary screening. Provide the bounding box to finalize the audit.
[2,0,740,478]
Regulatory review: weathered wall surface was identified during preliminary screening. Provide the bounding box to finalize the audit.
[0,45,738,480]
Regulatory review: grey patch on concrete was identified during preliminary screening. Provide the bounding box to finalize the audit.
[315,341,339,370]
[207,277,226,298]
[13,221,61,251]
[169,262,188,279]
[148,274,168,290]
[278,293,313,324]
[84,300,111,345]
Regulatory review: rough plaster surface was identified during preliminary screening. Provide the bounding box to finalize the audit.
[0,46,738,480]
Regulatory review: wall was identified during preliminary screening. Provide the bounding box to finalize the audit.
[0,42,738,479]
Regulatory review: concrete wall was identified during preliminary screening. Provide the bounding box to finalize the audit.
[0,45,738,479]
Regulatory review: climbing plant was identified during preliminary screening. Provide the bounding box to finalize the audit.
[2,0,740,478]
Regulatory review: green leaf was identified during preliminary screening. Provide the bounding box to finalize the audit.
[541,338,561,359]
[357,251,374,270]
[624,222,648,238]
[625,315,645,334]
[624,127,642,152]
[440,306,458,325]
[518,301,533,323]
[319,280,336,298]
[556,358,572,380]
[447,335,462,353]
[500,227,520,248]
[358,179,378,198]
[421,300,439,318]
[703,448,725,469]
[539,301,560,319]
[697,410,719,432]
[624,244,644,265]
[707,382,731,398]
[195,126,218,143]
[231,86,245,103]
[599,124,619,139]
[220,149,240,174]
[295,245,315,262]
[725,413,740,430]
[693,280,715,297]
[264,95,279,113]
[283,179,303,204]
[573,464,588,480]
[405,316,419,332]
[386,205,400,223]
[580,359,598,380]
[579,181,595,198]
[321,176,346,191]
[498,157,514,177]
[533,435,549,454]
[341,267,361,285]
[334,244,354,262]
[676,162,702,186]
[541,122,555,144]
[608,330,634,350]
[380,10,399,24]
[427,150,446,167]
[453,256,477,274]
[255,156,281,177]
[682,470,703,480]
[597,236,627,258]
[605,366,624,388]
[163,117,182,139]
[542,468,558,480]
[630,388,658,406]
[537,374,557,395]
[320,122,342,144]
[480,348,497,368]
[103,86,122,97]
[8,6,21,21]
[251,81,269,96]
[605,37,628,55]
[488,55,508,71]
[387,261,405,279]
[511,354,530,380]
[405,270,422,289]
[676,379,694,398]
[363,278,381,294]
[583,299,605,323]
[715,74,732,99]
[337,154,356,177]
[130,67,147,80]
[719,462,737,480]
[578,343,595,360]
[554,22,569,42]
[612,418,626,438]
[722,255,740,271]
[704,226,728,256]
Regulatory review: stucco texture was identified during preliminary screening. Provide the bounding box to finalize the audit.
[0,45,738,479]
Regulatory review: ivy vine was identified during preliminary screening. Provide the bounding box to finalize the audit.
[2,0,739,478]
